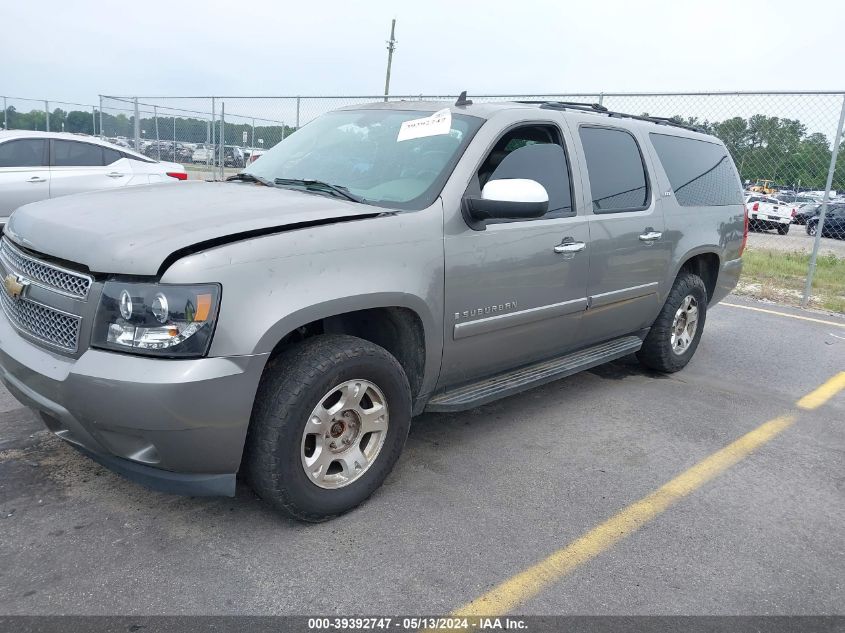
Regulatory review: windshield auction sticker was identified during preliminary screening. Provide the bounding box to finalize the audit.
[397,108,452,142]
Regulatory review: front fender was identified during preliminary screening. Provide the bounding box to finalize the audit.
[161,204,445,397]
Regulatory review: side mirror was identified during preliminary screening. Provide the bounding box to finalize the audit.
[463,179,549,230]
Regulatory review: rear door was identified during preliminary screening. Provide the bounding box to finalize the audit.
[0,138,50,219]
[570,123,668,344]
[49,139,132,198]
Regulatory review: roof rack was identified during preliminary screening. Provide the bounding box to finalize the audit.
[607,112,707,133]
[515,100,706,133]
[515,100,608,113]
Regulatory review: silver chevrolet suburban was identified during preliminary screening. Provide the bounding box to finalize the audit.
[0,98,746,521]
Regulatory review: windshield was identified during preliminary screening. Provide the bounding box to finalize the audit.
[244,109,483,210]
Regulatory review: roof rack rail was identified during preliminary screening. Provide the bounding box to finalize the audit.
[515,100,608,113]
[514,100,706,133]
[607,111,706,133]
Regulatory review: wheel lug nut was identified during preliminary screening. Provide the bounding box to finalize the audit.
[329,442,337,449]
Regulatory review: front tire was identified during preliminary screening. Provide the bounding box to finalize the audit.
[777,223,790,235]
[245,335,412,522]
[807,222,817,236]
[637,272,708,373]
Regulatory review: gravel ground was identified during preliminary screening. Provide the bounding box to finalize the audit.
[747,228,845,257]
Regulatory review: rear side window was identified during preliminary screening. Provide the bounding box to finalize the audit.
[649,133,743,207]
[0,139,47,167]
[579,127,649,213]
[52,140,106,167]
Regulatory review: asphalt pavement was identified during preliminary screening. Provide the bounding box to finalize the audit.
[0,295,843,616]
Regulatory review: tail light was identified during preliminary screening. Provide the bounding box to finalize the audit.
[791,208,797,217]
[739,208,749,257]
[166,171,188,181]
[752,202,759,212]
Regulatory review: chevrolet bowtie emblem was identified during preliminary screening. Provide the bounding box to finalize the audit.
[3,273,28,300]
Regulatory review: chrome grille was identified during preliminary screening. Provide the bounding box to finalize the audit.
[0,285,81,352]
[0,238,92,299]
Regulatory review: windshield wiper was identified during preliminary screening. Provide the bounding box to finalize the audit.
[226,173,274,187]
[273,178,364,203]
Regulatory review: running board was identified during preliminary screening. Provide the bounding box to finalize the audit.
[426,336,642,413]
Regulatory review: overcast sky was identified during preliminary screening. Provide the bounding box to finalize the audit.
[2,0,842,106]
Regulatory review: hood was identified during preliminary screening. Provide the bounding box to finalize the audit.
[6,181,384,275]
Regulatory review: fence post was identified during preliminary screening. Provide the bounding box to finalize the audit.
[154,106,160,160]
[98,95,103,138]
[598,93,604,106]
[133,97,141,151]
[91,106,96,135]
[296,97,301,129]
[45,100,50,132]
[220,102,225,181]
[2,96,6,130]
[801,94,845,307]
[211,97,216,177]
[173,115,177,163]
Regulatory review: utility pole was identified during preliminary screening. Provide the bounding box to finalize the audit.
[383,18,397,102]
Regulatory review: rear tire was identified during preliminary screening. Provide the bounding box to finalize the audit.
[637,272,708,373]
[777,223,790,235]
[245,335,412,522]
[807,222,817,236]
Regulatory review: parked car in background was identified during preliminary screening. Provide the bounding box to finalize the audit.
[777,193,820,205]
[744,194,795,234]
[0,131,187,223]
[224,146,245,168]
[191,144,215,163]
[806,204,845,239]
[792,203,821,225]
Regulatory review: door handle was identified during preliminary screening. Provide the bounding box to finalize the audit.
[27,176,46,183]
[639,231,663,242]
[106,172,125,178]
[554,240,586,254]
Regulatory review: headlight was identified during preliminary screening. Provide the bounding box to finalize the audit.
[93,281,221,357]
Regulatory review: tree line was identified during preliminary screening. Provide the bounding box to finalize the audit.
[3,105,844,191]
[2,106,295,149]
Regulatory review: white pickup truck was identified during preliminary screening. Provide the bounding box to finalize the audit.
[745,194,796,235]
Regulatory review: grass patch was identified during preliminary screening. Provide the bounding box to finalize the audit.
[738,248,845,313]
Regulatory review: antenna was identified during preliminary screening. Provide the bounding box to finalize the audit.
[455,91,473,107]
[383,19,397,102]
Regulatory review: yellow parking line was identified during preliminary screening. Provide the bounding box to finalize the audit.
[454,414,796,617]
[453,371,845,617]
[721,302,845,328]
[797,372,845,410]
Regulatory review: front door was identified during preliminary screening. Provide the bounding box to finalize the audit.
[439,122,590,388]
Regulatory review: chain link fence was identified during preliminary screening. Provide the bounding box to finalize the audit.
[3,91,844,313]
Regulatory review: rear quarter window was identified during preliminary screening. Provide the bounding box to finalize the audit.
[649,133,743,207]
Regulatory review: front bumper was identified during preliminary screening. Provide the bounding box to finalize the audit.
[0,312,268,497]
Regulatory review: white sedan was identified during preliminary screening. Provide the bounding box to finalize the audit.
[0,131,187,224]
